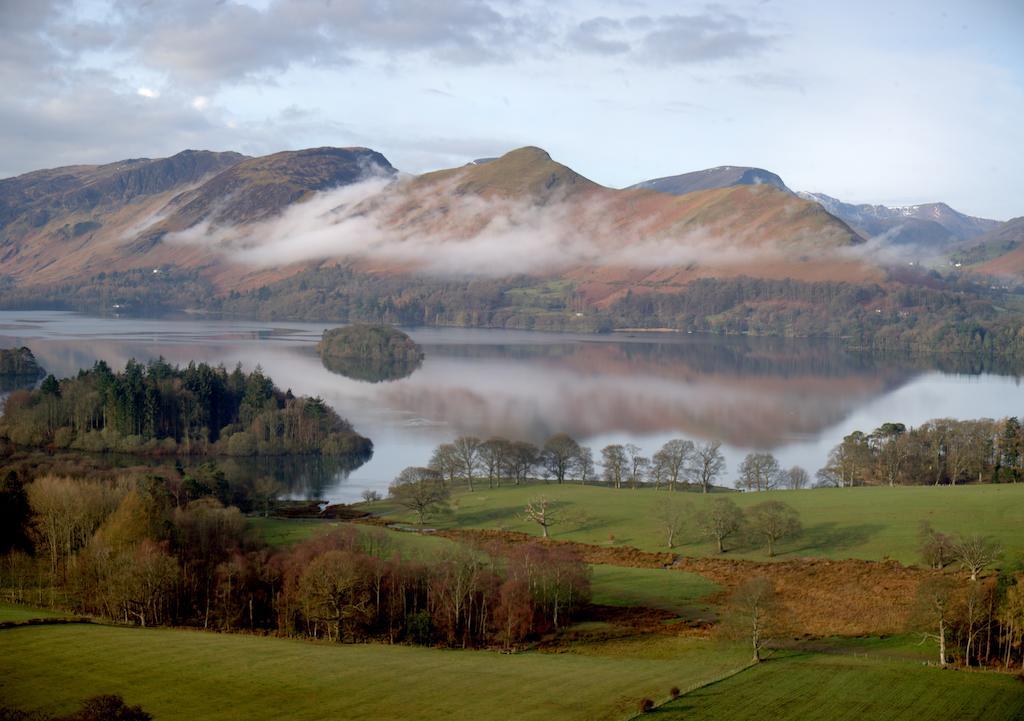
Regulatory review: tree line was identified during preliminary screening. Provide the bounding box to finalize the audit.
[817,416,1024,487]
[0,358,372,458]
[0,471,588,650]
[400,435,729,493]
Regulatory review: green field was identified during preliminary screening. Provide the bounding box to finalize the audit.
[4,622,1019,721]
[369,484,1024,564]
[589,566,718,618]
[651,651,1024,720]
[0,623,747,721]
[250,517,456,556]
[0,604,67,623]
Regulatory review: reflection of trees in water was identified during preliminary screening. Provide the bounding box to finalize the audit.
[423,337,1024,380]
[0,374,42,393]
[320,354,422,383]
[219,452,372,499]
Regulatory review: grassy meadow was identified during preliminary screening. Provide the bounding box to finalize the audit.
[368,483,1024,564]
[0,623,748,721]
[3,618,1020,721]
[651,650,1024,720]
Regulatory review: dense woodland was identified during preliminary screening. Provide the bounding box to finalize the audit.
[0,472,588,649]
[4,267,1024,362]
[0,359,371,458]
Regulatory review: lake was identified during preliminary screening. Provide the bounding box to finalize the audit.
[1,310,1021,502]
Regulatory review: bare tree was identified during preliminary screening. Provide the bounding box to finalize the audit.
[696,497,744,553]
[912,576,958,667]
[953,535,1001,581]
[452,436,483,491]
[746,501,801,557]
[918,521,955,569]
[624,444,648,489]
[784,466,809,490]
[819,431,872,488]
[543,433,582,484]
[601,444,627,489]
[655,498,690,548]
[506,441,539,485]
[389,467,450,525]
[524,496,562,538]
[652,439,694,491]
[480,438,511,488]
[575,446,596,485]
[737,452,782,492]
[725,576,778,663]
[692,441,726,493]
[428,443,460,487]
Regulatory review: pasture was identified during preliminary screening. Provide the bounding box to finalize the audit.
[369,483,1024,564]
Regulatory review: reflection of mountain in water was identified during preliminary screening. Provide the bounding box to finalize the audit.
[383,336,927,447]
[0,375,42,393]
[423,335,1024,379]
[2,315,1020,459]
[320,354,422,383]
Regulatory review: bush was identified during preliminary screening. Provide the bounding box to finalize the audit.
[669,686,680,699]
[638,698,654,713]
[226,431,257,456]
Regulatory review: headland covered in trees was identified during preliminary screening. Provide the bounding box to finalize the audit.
[0,357,372,458]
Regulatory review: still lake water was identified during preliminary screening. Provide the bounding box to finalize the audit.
[1,310,1022,502]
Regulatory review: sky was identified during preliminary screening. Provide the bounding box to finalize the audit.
[2,0,1022,219]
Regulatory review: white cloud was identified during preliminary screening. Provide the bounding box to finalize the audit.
[191,96,210,110]
[137,87,159,98]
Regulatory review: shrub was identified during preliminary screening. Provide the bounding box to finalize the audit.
[638,698,654,713]
[669,686,680,699]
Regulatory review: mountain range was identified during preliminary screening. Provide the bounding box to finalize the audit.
[0,144,1020,336]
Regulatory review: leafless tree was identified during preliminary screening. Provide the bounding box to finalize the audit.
[428,443,460,487]
[452,436,483,491]
[913,576,958,667]
[692,441,726,493]
[821,431,872,487]
[953,535,1001,581]
[918,521,955,569]
[480,438,511,487]
[696,497,744,553]
[575,446,596,485]
[389,467,450,525]
[655,498,690,548]
[726,576,778,663]
[746,501,801,557]
[601,444,627,489]
[360,489,382,503]
[505,441,539,485]
[625,444,649,489]
[524,496,562,538]
[652,439,694,491]
[543,433,582,484]
[784,466,809,490]
[737,452,782,492]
